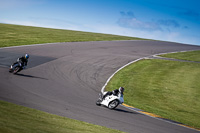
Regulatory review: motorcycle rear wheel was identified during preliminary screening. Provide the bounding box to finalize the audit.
[13,67,20,74]
[108,100,119,109]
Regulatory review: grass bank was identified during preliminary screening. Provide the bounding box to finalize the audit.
[0,100,123,133]
[0,23,148,48]
[160,50,200,62]
[106,51,200,129]
[0,23,134,133]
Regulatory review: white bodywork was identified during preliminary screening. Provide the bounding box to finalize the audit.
[99,91,124,109]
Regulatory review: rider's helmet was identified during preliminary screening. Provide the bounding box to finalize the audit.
[119,87,124,94]
[24,54,29,59]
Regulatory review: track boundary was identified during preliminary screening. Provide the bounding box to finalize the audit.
[101,50,200,132]
[0,40,150,50]
[1,41,199,131]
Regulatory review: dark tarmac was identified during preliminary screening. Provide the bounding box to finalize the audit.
[0,40,200,133]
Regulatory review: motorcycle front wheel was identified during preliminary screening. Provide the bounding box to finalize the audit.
[108,100,119,109]
[9,68,13,73]
[96,99,101,106]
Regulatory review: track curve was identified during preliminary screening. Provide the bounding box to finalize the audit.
[0,41,200,133]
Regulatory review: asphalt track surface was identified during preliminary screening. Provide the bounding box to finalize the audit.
[0,40,200,133]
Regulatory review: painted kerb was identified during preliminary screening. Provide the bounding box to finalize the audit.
[101,50,200,132]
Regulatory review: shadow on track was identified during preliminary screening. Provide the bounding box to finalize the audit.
[113,108,139,114]
[15,73,48,80]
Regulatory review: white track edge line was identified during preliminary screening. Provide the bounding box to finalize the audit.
[101,49,200,131]
[101,49,199,92]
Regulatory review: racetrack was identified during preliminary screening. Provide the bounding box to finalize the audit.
[0,40,200,133]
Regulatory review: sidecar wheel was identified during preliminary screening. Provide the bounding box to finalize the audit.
[108,100,119,109]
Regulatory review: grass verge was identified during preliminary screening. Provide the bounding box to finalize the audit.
[0,23,148,48]
[106,51,200,129]
[0,23,132,133]
[0,100,124,133]
[160,50,200,62]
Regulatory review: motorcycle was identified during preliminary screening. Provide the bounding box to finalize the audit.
[96,91,124,109]
[9,61,23,74]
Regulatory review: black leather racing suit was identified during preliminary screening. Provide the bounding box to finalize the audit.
[102,89,121,99]
[13,56,28,68]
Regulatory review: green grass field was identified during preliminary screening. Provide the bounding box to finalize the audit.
[0,23,147,48]
[0,23,142,133]
[160,50,200,62]
[1,23,200,131]
[0,100,124,133]
[106,51,200,129]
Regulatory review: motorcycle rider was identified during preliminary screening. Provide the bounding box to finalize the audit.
[10,54,29,70]
[102,87,124,100]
